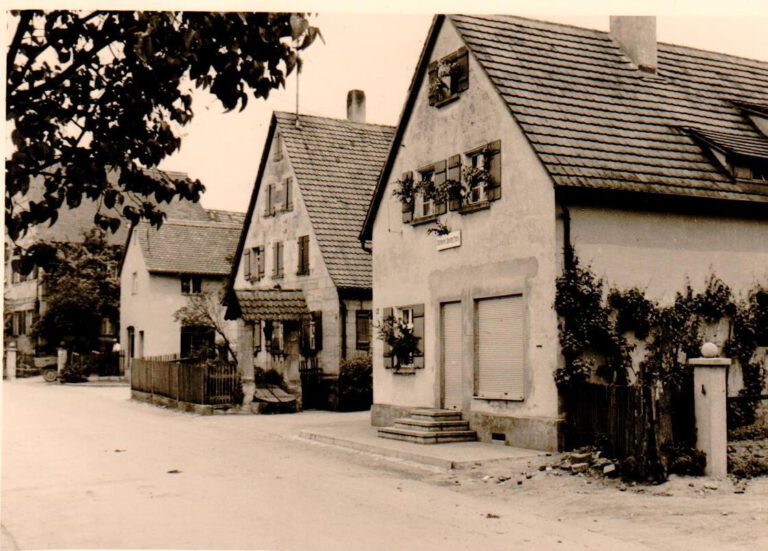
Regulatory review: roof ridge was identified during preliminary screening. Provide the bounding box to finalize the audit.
[274,110,395,130]
[162,218,241,229]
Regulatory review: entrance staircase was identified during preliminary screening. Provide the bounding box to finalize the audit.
[378,408,477,444]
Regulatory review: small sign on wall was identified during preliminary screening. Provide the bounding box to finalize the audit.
[436,231,461,251]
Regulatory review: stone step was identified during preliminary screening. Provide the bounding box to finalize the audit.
[409,408,463,421]
[377,427,477,445]
[393,418,470,432]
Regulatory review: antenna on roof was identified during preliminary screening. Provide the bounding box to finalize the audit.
[295,44,301,128]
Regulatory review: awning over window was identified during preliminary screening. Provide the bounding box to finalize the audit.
[232,289,309,322]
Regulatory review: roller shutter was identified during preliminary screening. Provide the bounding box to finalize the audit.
[475,295,524,400]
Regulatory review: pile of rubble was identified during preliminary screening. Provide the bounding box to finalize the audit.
[548,448,620,478]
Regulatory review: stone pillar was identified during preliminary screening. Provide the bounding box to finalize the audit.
[237,321,255,405]
[57,346,67,375]
[690,342,730,478]
[6,342,17,381]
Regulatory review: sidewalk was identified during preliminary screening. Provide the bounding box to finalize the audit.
[298,411,544,469]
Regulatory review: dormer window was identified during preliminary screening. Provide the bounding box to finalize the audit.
[428,47,469,107]
[734,163,768,181]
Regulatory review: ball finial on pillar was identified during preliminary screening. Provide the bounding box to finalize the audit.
[701,342,719,358]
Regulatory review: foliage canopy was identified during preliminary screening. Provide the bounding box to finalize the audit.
[7,11,320,266]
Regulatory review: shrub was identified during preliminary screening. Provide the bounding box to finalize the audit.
[665,444,706,476]
[338,355,372,411]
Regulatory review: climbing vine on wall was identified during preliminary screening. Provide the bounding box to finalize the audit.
[555,257,768,424]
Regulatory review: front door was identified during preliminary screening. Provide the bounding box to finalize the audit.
[441,302,463,410]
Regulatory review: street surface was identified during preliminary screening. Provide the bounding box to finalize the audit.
[2,378,766,550]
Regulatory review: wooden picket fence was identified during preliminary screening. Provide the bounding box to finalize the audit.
[131,355,240,406]
[560,380,695,480]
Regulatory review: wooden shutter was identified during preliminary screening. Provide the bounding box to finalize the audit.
[265,184,274,215]
[433,160,447,215]
[284,177,292,210]
[313,311,323,351]
[486,140,502,201]
[447,155,462,210]
[253,322,262,352]
[411,303,425,369]
[382,307,394,368]
[455,47,469,92]
[243,250,251,281]
[427,61,439,105]
[476,295,524,400]
[297,235,309,275]
[400,171,414,223]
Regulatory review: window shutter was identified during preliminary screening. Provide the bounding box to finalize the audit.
[313,311,323,351]
[455,47,469,92]
[476,295,524,399]
[265,184,274,215]
[258,248,265,278]
[486,140,502,201]
[283,177,293,210]
[434,160,447,215]
[447,155,462,210]
[410,304,425,368]
[400,171,414,223]
[382,307,394,369]
[427,61,439,105]
[253,322,262,353]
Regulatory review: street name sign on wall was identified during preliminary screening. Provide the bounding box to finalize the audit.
[436,231,461,251]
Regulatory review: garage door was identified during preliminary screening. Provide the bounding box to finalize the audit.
[475,295,524,400]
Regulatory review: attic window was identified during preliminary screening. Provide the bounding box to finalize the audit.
[428,47,469,107]
[735,163,768,181]
[274,133,284,162]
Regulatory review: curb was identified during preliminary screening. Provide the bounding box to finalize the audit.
[299,430,457,469]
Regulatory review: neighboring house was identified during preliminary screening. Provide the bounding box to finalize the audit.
[119,208,245,366]
[4,170,205,359]
[225,92,394,408]
[360,15,768,451]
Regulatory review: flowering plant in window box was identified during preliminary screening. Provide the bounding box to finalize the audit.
[392,173,416,207]
[377,314,421,371]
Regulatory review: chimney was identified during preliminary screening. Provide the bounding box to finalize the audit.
[610,16,657,74]
[346,89,366,123]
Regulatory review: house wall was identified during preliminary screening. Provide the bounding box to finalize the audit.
[233,127,344,388]
[370,20,562,450]
[561,204,768,397]
[120,231,232,360]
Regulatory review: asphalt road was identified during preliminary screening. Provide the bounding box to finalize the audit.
[1,378,651,550]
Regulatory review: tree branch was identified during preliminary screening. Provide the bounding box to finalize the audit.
[6,11,34,77]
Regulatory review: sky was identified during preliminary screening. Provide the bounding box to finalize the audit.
[4,2,768,214]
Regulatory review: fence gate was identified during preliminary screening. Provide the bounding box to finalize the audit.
[299,357,323,410]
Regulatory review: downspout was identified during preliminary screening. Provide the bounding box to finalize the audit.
[340,300,347,361]
[562,204,574,271]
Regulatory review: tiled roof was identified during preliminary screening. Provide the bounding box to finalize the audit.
[138,212,244,276]
[448,15,768,202]
[233,289,308,321]
[16,169,209,247]
[275,112,394,288]
[686,127,768,159]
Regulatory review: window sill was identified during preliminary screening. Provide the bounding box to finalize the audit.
[459,200,491,215]
[432,94,460,108]
[473,394,524,402]
[392,367,416,376]
[411,213,440,226]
